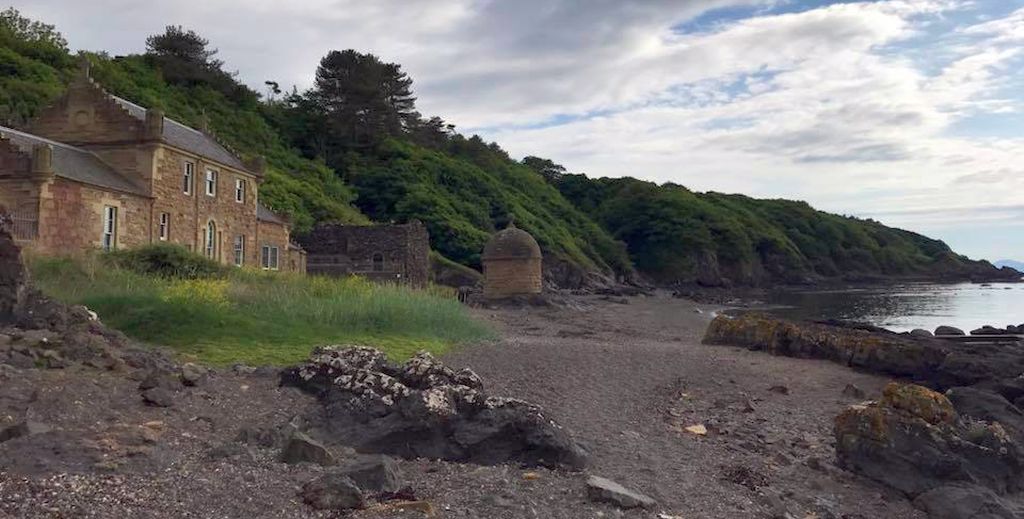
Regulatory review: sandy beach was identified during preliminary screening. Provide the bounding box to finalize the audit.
[1,293,929,518]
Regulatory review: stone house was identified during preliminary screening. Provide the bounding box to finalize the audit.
[299,222,429,287]
[0,65,303,272]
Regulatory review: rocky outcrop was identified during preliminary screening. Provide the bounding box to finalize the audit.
[706,314,1024,517]
[0,216,28,323]
[703,314,1024,395]
[281,346,588,470]
[702,313,950,380]
[0,225,167,374]
[835,383,1024,514]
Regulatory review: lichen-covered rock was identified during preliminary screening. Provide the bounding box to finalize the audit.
[834,383,1024,498]
[282,345,588,470]
[703,314,950,379]
[879,383,956,426]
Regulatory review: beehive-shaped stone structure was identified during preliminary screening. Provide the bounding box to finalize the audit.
[482,222,542,298]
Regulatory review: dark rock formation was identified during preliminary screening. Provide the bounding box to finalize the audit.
[300,473,366,511]
[913,483,1024,519]
[0,224,164,374]
[0,218,27,323]
[705,314,1024,517]
[934,325,965,336]
[279,431,335,466]
[281,346,588,470]
[703,314,1024,395]
[331,455,404,494]
[835,383,1024,511]
[141,387,174,408]
[703,313,950,380]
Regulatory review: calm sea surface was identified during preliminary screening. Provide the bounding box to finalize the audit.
[751,282,1024,333]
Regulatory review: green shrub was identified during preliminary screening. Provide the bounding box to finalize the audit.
[105,243,227,279]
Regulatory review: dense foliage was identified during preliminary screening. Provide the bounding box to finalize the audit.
[0,19,364,231]
[254,43,632,273]
[1,10,1008,286]
[105,243,228,279]
[556,175,1001,285]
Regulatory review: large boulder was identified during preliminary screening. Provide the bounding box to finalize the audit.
[835,383,1024,499]
[934,326,965,336]
[300,473,366,511]
[281,346,589,470]
[946,386,1024,444]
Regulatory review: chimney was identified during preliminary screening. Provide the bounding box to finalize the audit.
[245,155,267,175]
[144,108,164,140]
[197,113,210,133]
[77,55,91,79]
[31,144,54,177]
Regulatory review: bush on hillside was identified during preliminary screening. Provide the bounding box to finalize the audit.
[105,243,227,279]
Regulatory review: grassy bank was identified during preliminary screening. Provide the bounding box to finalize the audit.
[28,252,493,366]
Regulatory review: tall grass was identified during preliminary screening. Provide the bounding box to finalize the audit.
[28,254,494,366]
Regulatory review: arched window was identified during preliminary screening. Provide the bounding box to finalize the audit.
[205,221,217,259]
[372,253,384,272]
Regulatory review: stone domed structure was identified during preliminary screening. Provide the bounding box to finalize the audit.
[482,222,542,298]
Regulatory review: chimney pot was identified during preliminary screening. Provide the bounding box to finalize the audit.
[31,144,54,176]
[246,155,267,174]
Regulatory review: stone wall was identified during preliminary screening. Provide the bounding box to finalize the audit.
[35,178,151,255]
[256,219,302,273]
[152,146,261,266]
[27,74,143,146]
[299,222,429,287]
[483,258,542,298]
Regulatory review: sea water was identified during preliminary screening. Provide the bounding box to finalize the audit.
[756,282,1024,333]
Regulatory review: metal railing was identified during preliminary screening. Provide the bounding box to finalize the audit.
[7,207,38,241]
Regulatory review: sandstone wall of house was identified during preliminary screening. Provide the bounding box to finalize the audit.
[153,147,261,266]
[35,179,150,255]
[26,77,142,145]
[255,220,301,272]
[483,258,542,298]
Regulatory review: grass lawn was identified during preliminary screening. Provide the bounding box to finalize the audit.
[28,252,494,366]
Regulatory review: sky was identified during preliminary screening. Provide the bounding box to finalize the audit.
[15,0,1024,261]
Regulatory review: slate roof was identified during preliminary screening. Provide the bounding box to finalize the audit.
[0,126,147,196]
[109,96,250,172]
[257,202,289,226]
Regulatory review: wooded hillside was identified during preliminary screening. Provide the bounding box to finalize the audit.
[2,10,1015,287]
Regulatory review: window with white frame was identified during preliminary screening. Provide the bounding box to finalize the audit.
[205,221,217,259]
[183,161,195,195]
[158,212,170,240]
[205,169,218,196]
[233,235,245,266]
[261,245,280,270]
[235,178,246,203]
[101,206,117,251]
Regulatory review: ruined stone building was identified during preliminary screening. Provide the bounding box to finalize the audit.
[299,222,429,287]
[482,223,542,298]
[0,65,304,272]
